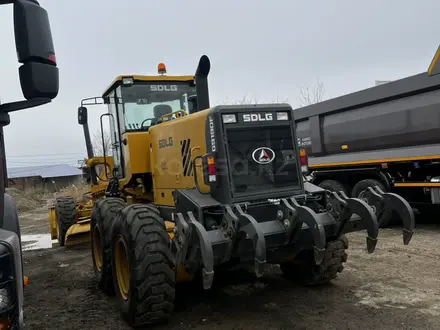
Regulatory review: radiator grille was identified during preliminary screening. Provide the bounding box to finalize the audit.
[225,125,300,197]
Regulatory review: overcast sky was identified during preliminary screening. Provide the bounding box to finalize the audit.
[0,0,439,168]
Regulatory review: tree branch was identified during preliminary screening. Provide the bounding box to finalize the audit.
[298,77,325,107]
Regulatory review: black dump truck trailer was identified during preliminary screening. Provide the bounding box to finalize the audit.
[294,54,440,226]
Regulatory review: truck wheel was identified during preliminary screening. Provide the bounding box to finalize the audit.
[351,179,393,227]
[318,179,350,196]
[55,197,77,247]
[91,197,126,295]
[111,204,175,327]
[280,235,349,286]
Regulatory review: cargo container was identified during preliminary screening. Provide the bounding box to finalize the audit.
[294,49,440,226]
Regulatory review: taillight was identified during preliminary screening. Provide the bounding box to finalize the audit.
[207,156,216,182]
[202,153,217,185]
[299,149,308,173]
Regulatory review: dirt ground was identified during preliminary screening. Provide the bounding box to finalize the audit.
[18,202,440,330]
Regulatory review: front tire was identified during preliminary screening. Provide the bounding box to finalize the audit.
[90,197,126,295]
[280,235,349,286]
[111,204,175,327]
[54,197,77,247]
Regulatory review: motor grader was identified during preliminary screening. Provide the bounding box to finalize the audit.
[78,56,415,328]
[48,97,118,248]
[47,154,110,247]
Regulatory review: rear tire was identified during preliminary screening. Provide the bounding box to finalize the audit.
[90,197,126,295]
[280,235,349,286]
[55,197,77,247]
[318,179,350,196]
[111,204,175,327]
[352,178,393,227]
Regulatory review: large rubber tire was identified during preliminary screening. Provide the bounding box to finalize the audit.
[55,197,77,247]
[111,204,175,327]
[90,197,126,295]
[280,235,349,286]
[351,178,393,227]
[318,179,350,196]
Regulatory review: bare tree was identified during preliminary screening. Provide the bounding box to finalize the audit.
[221,95,289,105]
[91,129,112,156]
[298,77,325,106]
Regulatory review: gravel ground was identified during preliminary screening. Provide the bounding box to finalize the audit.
[18,205,440,330]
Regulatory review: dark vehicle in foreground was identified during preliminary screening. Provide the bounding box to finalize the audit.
[0,0,59,328]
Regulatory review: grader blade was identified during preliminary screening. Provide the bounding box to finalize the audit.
[64,218,91,248]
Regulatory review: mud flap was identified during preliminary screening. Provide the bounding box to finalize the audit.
[280,198,326,265]
[326,191,379,253]
[359,186,415,245]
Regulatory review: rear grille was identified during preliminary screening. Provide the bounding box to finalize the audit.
[225,125,300,198]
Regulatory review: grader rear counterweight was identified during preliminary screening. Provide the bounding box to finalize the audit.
[79,56,415,328]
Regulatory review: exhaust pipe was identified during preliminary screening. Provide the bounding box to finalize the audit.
[194,55,211,112]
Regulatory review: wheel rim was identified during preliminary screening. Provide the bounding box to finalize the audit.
[115,236,130,301]
[92,225,103,272]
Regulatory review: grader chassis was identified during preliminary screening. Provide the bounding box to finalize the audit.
[75,56,414,328]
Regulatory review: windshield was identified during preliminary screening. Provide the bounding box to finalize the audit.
[120,82,196,131]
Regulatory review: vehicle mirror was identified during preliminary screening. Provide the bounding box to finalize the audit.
[188,95,198,113]
[78,106,88,125]
[14,0,59,101]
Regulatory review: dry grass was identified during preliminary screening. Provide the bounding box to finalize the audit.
[53,182,91,203]
[6,182,91,213]
[6,187,50,213]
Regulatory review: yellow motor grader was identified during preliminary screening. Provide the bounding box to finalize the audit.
[77,56,414,328]
[48,135,111,247]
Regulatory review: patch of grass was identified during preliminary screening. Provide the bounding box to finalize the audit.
[6,182,92,214]
[53,182,91,203]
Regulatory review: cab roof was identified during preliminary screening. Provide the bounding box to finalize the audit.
[102,74,195,97]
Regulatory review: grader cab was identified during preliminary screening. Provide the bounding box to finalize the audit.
[69,55,415,328]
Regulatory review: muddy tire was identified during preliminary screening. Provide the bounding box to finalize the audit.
[318,179,350,196]
[55,197,77,247]
[280,235,349,286]
[90,197,126,295]
[111,204,175,327]
[352,178,393,227]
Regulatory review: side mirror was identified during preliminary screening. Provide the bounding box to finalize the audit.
[78,106,88,125]
[0,0,59,113]
[188,94,198,113]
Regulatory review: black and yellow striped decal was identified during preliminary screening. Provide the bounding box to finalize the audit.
[180,139,193,176]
